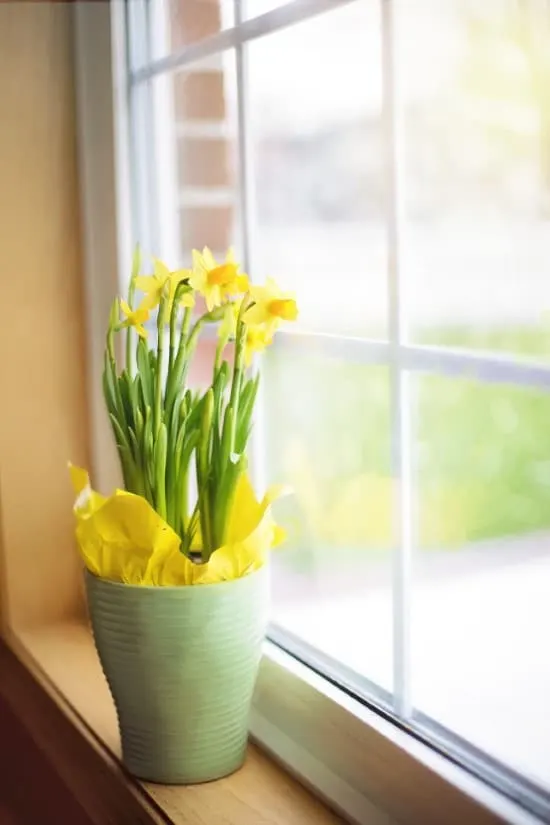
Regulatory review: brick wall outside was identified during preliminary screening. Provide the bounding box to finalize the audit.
[171,0,233,256]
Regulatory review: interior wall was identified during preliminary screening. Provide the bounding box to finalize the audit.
[0,3,90,630]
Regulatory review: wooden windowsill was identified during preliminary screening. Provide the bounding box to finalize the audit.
[9,622,343,825]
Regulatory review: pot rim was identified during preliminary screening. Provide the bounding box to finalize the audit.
[84,562,268,594]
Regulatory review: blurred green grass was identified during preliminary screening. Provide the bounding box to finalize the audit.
[264,326,550,561]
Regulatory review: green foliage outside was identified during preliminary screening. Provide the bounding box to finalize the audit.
[265,326,550,566]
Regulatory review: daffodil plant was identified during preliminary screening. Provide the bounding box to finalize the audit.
[102,246,298,566]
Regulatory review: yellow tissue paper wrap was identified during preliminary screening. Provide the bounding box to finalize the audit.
[69,464,286,586]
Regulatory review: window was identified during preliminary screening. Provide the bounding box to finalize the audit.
[123,0,550,822]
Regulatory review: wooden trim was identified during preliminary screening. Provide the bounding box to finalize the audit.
[0,1,90,632]
[11,622,343,825]
[0,633,166,825]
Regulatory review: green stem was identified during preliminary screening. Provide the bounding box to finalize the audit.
[228,298,249,453]
[182,305,192,339]
[214,336,226,375]
[126,245,141,376]
[169,295,179,373]
[154,295,166,435]
[178,466,188,536]
[168,282,189,373]
[197,389,214,562]
[186,304,225,356]
[154,422,168,521]
[126,283,136,376]
[187,315,207,355]
[182,499,200,558]
[107,299,118,365]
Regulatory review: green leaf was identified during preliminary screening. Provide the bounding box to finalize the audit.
[118,370,134,431]
[186,390,207,434]
[102,361,117,418]
[169,388,186,444]
[131,243,141,281]
[137,338,153,408]
[165,338,190,416]
[109,413,131,454]
[117,444,136,491]
[127,425,140,463]
[109,414,140,492]
[143,405,155,505]
[174,429,200,536]
[103,352,125,424]
[196,390,214,560]
[235,373,260,453]
[220,405,234,473]
[127,427,145,496]
[176,427,200,479]
[130,373,141,416]
[154,423,168,520]
[135,406,144,445]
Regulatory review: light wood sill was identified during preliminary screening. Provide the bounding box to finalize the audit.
[11,622,343,825]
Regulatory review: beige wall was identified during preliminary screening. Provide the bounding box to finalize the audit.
[0,4,90,631]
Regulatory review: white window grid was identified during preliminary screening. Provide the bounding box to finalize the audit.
[124,0,550,727]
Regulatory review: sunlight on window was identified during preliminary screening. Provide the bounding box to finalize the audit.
[141,0,550,794]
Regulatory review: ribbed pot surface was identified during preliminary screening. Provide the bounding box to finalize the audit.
[85,566,269,784]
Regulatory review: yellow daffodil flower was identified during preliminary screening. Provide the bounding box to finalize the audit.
[190,247,248,312]
[120,298,150,339]
[244,277,298,337]
[244,324,272,366]
[179,289,195,309]
[217,300,274,364]
[135,258,192,315]
[218,300,240,341]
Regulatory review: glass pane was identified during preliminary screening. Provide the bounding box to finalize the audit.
[142,52,242,271]
[148,0,235,64]
[266,346,393,692]
[244,0,286,18]
[402,0,550,359]
[412,372,550,787]
[248,1,387,337]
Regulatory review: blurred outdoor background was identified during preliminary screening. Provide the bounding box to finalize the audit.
[162,0,550,783]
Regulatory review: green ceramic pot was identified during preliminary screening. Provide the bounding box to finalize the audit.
[85,565,269,784]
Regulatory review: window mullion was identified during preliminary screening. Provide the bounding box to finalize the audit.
[234,0,268,494]
[234,0,254,274]
[149,0,180,263]
[127,0,157,257]
[131,0,358,84]
[382,0,413,720]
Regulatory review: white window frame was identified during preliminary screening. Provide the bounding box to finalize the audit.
[76,1,550,823]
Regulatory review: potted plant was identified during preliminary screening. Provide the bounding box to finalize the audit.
[70,247,298,784]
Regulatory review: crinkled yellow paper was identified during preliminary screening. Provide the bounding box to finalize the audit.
[69,464,286,586]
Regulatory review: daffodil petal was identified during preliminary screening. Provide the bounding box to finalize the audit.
[141,290,161,310]
[180,291,195,308]
[202,246,217,269]
[69,463,90,497]
[244,304,268,326]
[153,258,171,283]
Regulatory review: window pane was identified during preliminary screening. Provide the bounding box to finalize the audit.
[248,1,387,337]
[402,0,550,359]
[144,52,242,267]
[412,372,550,787]
[266,346,393,692]
[148,0,235,64]
[244,0,286,17]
